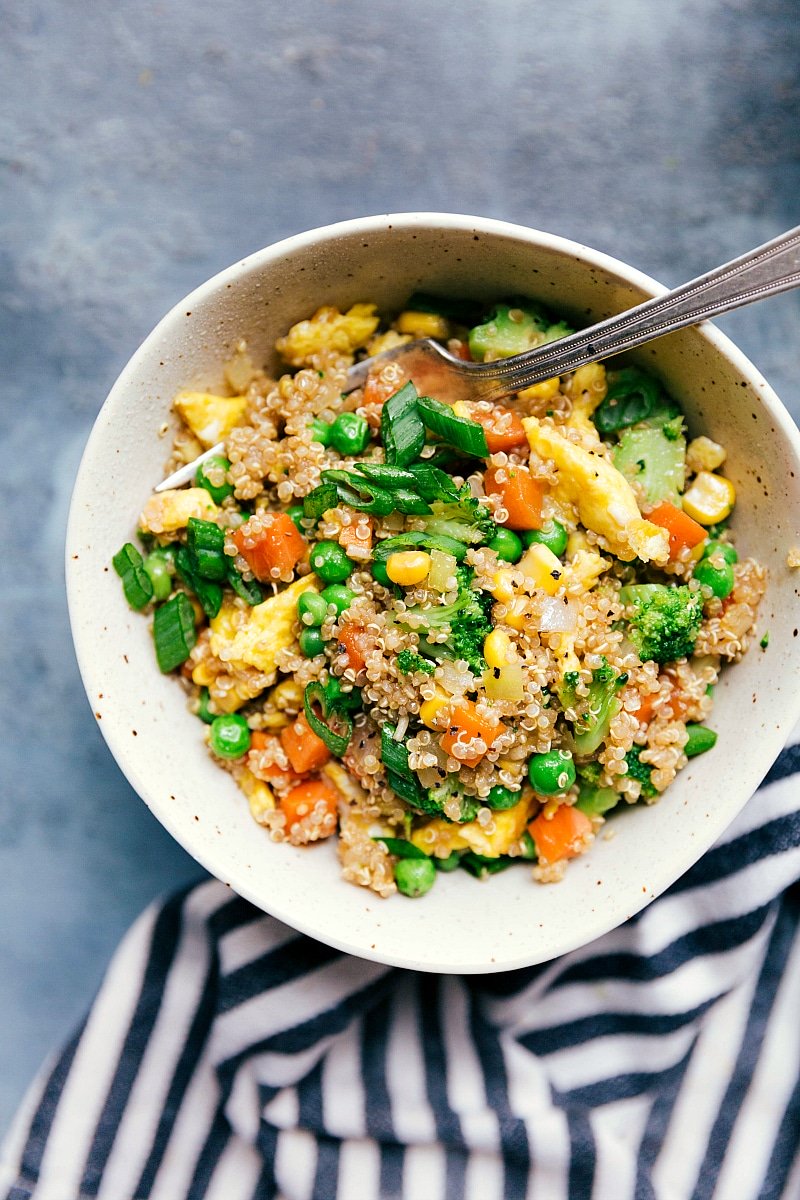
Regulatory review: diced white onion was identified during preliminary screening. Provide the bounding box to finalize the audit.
[538,596,578,633]
[428,550,458,592]
[439,659,474,696]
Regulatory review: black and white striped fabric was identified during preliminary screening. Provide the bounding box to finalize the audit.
[3,733,800,1200]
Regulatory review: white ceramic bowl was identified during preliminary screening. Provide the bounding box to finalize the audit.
[67,214,800,973]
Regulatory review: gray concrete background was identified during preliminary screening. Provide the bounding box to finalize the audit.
[1,0,799,1132]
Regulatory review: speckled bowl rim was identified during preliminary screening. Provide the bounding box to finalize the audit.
[66,213,800,973]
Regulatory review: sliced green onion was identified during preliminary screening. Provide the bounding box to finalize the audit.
[352,463,420,489]
[380,723,413,776]
[113,543,154,610]
[416,394,489,457]
[385,768,429,809]
[405,463,460,502]
[381,381,426,467]
[143,550,174,601]
[684,724,718,758]
[434,851,463,872]
[187,518,227,581]
[373,530,469,563]
[153,592,197,673]
[460,851,513,878]
[320,470,396,517]
[175,547,223,618]
[303,681,353,756]
[371,836,428,859]
[391,488,434,516]
[226,562,263,606]
[519,831,538,860]
[303,482,340,522]
[197,687,216,724]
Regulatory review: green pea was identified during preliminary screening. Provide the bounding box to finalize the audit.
[209,713,251,759]
[298,626,327,657]
[434,851,463,872]
[308,418,333,446]
[395,856,436,897]
[702,539,738,565]
[197,687,216,724]
[321,583,355,615]
[143,550,174,601]
[371,560,391,587]
[487,529,524,564]
[694,558,735,599]
[486,785,522,811]
[297,590,329,627]
[195,455,234,503]
[310,540,352,584]
[522,520,568,557]
[324,677,362,712]
[528,749,576,795]
[329,411,371,456]
[286,505,306,532]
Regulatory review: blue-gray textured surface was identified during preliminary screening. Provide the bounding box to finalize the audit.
[1,0,799,1133]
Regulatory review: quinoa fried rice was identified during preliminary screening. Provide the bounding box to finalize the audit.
[118,297,766,899]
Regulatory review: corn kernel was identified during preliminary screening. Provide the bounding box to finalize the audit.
[504,597,529,631]
[451,401,471,419]
[395,310,450,339]
[687,436,726,474]
[489,569,516,604]
[682,471,736,525]
[567,362,608,408]
[518,543,564,595]
[386,550,432,586]
[518,376,561,402]
[484,628,514,669]
[419,686,450,729]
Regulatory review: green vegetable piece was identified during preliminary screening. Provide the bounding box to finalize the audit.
[286,505,306,532]
[488,529,524,563]
[197,688,216,724]
[297,590,329,627]
[209,713,251,759]
[519,831,538,860]
[386,768,435,812]
[395,856,436,897]
[460,851,513,879]
[298,626,326,657]
[321,584,355,615]
[468,302,571,362]
[303,483,340,522]
[399,563,493,676]
[226,562,263,606]
[372,836,428,859]
[612,422,686,506]
[760,631,770,650]
[113,542,154,610]
[371,559,392,588]
[624,745,657,799]
[703,540,738,565]
[308,417,333,446]
[319,470,397,517]
[684,723,718,758]
[575,782,620,817]
[396,649,436,676]
[323,677,362,714]
[187,518,227,582]
[486,785,522,811]
[143,550,173,601]
[380,723,414,777]
[416,394,489,458]
[522,520,569,557]
[405,463,460,502]
[562,659,628,757]
[434,851,463,872]
[153,592,197,673]
[353,463,420,489]
[374,531,469,563]
[329,411,370,456]
[619,583,704,664]
[309,540,352,584]
[194,455,234,503]
[594,367,675,434]
[693,558,735,600]
[174,547,223,618]
[528,749,576,795]
[381,381,426,467]
[303,680,353,756]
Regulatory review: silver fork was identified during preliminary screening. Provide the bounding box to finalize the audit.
[156,224,800,492]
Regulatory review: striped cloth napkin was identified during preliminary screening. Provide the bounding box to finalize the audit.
[2,732,800,1200]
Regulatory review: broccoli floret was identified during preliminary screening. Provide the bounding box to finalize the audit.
[468,302,572,362]
[396,650,437,676]
[402,564,494,675]
[426,776,480,824]
[417,483,498,546]
[619,583,704,664]
[562,659,629,756]
[624,745,658,800]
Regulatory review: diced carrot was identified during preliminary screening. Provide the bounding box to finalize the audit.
[646,501,706,560]
[440,699,502,768]
[634,693,657,726]
[471,406,528,454]
[338,516,374,556]
[338,623,372,673]
[484,465,545,530]
[451,341,473,361]
[528,804,593,866]
[250,730,270,751]
[279,713,331,774]
[281,778,339,833]
[248,730,304,787]
[634,679,689,727]
[233,513,306,581]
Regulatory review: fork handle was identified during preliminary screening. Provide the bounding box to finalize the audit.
[481,224,800,390]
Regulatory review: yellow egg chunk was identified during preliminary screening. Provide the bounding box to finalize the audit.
[173,391,249,448]
[276,304,379,366]
[209,576,319,675]
[139,487,219,534]
[233,766,275,823]
[523,417,669,564]
[410,796,531,858]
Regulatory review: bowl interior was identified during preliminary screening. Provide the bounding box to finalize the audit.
[67,214,800,972]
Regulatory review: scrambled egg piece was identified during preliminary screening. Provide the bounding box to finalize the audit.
[276,304,380,367]
[139,487,218,534]
[523,417,669,564]
[173,391,249,449]
[209,576,319,675]
[410,795,532,858]
[232,764,276,823]
[564,363,607,442]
